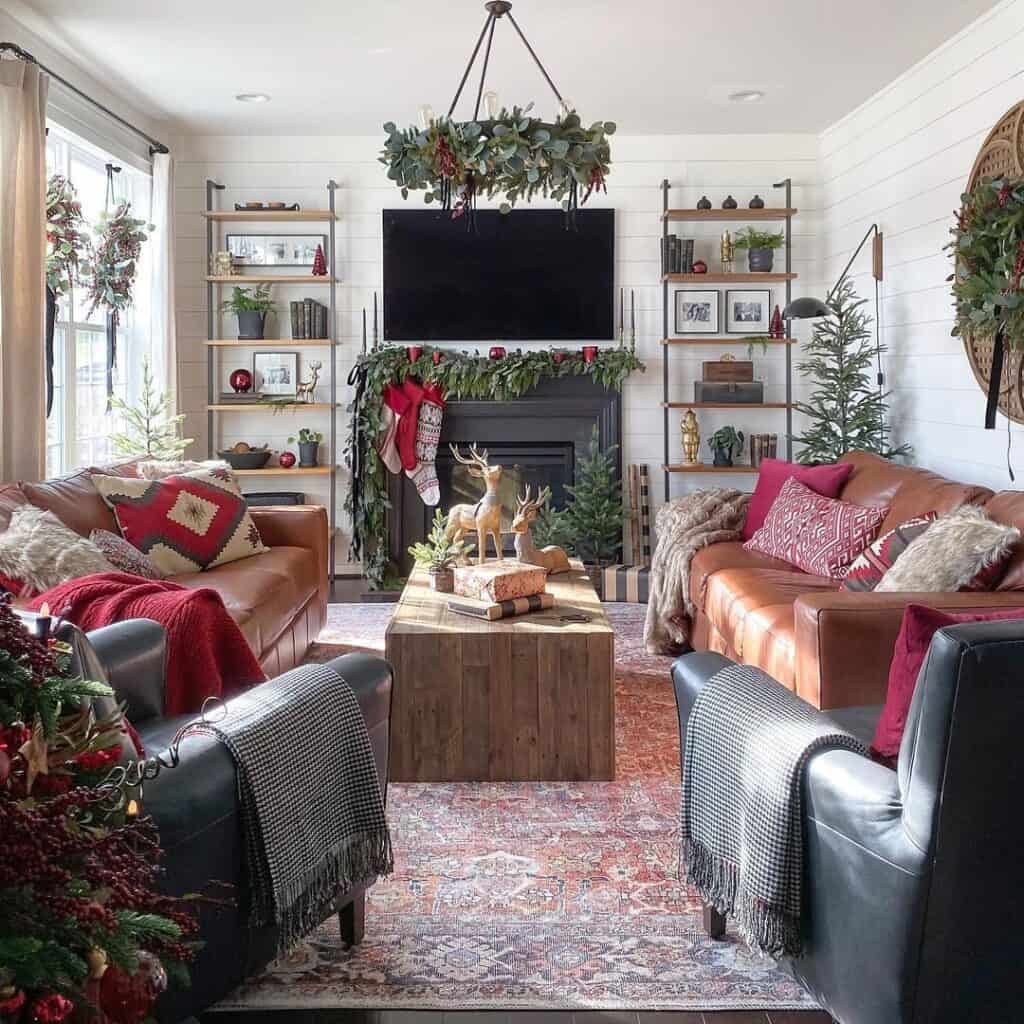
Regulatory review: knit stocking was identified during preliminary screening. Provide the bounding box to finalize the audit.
[395,379,425,471]
[405,382,445,506]
[378,386,407,474]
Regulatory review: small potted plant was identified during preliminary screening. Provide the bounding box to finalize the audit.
[288,427,323,467]
[222,284,274,340]
[732,227,785,272]
[708,425,745,467]
[408,509,468,592]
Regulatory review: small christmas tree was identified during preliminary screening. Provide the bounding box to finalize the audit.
[534,427,625,566]
[311,243,327,276]
[793,280,911,464]
[109,357,193,460]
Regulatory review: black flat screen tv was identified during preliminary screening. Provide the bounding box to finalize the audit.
[382,208,615,341]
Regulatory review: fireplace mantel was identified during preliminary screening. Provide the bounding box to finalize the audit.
[388,375,622,574]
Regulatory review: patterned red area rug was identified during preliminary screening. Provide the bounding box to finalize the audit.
[216,603,816,1012]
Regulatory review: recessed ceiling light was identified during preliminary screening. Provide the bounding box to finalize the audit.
[369,47,392,55]
[728,90,765,103]
[235,93,270,103]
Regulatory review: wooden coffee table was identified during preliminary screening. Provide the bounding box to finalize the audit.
[385,562,614,782]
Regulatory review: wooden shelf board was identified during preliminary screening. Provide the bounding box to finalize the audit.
[663,464,759,473]
[663,272,797,284]
[206,339,334,347]
[662,401,793,409]
[206,275,335,284]
[203,210,338,222]
[660,337,795,346]
[234,466,335,476]
[662,208,797,222]
[208,402,338,411]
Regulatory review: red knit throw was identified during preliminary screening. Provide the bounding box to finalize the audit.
[29,572,266,715]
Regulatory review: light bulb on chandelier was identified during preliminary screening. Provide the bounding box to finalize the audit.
[558,97,577,119]
[418,104,436,131]
[483,90,500,120]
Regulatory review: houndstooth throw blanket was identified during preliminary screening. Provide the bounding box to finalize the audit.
[681,663,867,957]
[184,662,393,953]
[644,488,750,655]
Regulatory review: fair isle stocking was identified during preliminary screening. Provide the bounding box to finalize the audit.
[406,382,445,506]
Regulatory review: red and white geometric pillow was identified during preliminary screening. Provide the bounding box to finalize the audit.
[90,466,267,576]
[841,512,938,592]
[744,476,887,579]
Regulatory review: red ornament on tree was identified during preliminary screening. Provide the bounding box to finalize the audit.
[311,244,327,277]
[769,304,784,338]
[98,955,166,1024]
[552,350,566,364]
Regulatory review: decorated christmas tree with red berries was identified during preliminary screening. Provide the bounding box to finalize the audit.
[311,243,327,276]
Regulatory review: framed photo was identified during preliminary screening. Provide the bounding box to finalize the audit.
[674,290,720,334]
[725,290,771,334]
[253,352,299,396]
[227,234,326,268]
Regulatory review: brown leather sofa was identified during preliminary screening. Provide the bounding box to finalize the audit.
[690,451,1024,709]
[0,461,327,677]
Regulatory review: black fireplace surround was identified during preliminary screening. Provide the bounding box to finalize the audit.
[388,375,622,575]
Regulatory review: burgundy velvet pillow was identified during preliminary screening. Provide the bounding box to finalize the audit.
[743,458,854,540]
[872,603,1024,763]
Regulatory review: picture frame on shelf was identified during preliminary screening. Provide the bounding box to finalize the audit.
[226,234,327,268]
[253,351,299,396]
[674,290,720,335]
[725,289,771,334]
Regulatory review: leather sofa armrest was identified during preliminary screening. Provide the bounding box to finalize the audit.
[87,619,167,723]
[794,590,1024,710]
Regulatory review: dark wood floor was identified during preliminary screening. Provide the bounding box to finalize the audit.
[206,1011,832,1023]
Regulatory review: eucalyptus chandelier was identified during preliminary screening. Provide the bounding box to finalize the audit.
[380,0,615,223]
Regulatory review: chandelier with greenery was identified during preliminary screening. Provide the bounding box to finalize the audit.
[380,1,615,221]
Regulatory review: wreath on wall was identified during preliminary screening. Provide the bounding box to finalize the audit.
[381,107,614,219]
[344,345,643,588]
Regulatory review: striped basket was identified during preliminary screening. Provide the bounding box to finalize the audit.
[593,564,650,604]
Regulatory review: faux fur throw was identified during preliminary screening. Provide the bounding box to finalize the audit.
[644,488,750,655]
[876,504,1020,592]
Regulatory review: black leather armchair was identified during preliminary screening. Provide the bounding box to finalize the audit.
[81,619,393,1024]
[672,621,1024,1024]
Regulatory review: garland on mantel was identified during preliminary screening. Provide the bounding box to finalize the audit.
[344,345,644,588]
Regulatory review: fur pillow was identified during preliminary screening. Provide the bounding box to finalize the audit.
[0,506,117,595]
[876,505,1020,592]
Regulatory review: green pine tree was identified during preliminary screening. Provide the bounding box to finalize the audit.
[533,426,625,566]
[109,357,193,460]
[793,279,911,464]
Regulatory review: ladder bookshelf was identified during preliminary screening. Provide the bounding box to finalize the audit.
[203,180,339,578]
[659,178,796,500]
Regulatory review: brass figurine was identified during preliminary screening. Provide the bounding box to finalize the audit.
[720,229,734,273]
[295,360,322,403]
[681,410,701,464]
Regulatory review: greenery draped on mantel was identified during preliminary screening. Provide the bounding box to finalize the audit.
[345,345,644,588]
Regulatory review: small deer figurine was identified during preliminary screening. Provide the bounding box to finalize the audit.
[511,484,571,575]
[295,361,322,403]
[445,444,503,565]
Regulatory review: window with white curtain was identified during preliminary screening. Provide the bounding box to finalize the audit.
[45,122,153,476]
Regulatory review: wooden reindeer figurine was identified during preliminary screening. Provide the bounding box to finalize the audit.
[444,444,503,565]
[511,484,571,575]
[295,360,322,403]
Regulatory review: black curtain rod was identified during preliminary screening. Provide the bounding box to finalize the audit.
[0,41,169,156]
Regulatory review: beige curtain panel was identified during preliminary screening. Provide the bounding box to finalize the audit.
[0,59,48,482]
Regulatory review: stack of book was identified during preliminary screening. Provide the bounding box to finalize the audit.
[290,299,329,339]
[660,234,695,274]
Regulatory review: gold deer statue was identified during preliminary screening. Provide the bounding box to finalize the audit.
[444,444,503,565]
[295,361,322,403]
[511,484,571,575]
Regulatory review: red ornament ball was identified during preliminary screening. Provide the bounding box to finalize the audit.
[29,993,74,1024]
[229,368,252,393]
[691,260,708,274]
[489,346,506,360]
[431,349,443,365]
[99,955,166,1024]
[278,451,296,469]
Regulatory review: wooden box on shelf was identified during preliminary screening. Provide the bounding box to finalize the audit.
[693,381,765,404]
[702,359,754,383]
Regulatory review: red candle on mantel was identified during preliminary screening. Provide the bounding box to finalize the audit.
[432,349,443,365]
[489,346,506,360]
[407,346,423,363]
[582,345,599,364]
[552,350,566,364]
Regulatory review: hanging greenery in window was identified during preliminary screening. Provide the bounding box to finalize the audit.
[45,175,89,297]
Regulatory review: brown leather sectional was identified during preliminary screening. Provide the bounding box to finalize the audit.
[690,451,1024,709]
[0,461,327,677]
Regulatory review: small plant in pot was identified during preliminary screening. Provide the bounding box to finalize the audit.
[708,425,745,467]
[732,227,785,273]
[222,284,274,340]
[288,427,323,467]
[409,509,468,592]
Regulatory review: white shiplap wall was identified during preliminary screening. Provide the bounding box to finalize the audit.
[819,0,1024,491]
[172,133,820,567]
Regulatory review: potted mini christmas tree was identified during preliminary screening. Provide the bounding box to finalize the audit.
[408,509,467,592]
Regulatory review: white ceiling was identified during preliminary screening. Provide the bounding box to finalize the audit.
[8,0,1000,135]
